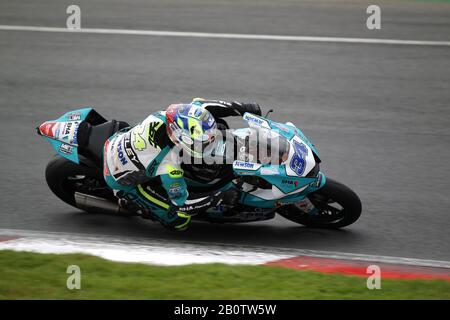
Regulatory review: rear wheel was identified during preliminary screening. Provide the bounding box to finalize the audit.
[277,178,362,228]
[45,156,114,210]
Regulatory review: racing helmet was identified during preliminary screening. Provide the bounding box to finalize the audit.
[166,103,218,158]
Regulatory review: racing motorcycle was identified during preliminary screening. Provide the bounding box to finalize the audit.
[36,108,362,229]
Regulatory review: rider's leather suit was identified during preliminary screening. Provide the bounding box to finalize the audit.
[103,99,261,230]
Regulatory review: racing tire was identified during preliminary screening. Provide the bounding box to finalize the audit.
[277,178,362,228]
[45,156,112,210]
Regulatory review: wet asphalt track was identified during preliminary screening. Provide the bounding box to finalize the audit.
[0,0,449,261]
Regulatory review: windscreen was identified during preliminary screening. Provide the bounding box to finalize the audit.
[239,127,290,165]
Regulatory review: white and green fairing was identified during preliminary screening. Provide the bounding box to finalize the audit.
[231,113,326,209]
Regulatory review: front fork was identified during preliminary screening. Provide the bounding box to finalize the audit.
[291,171,327,215]
[206,171,327,219]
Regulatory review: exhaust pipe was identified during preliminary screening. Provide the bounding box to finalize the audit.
[74,192,132,215]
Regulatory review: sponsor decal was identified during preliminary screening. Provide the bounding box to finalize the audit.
[178,201,211,212]
[67,112,82,121]
[290,140,309,176]
[294,140,309,156]
[70,123,79,145]
[124,134,145,170]
[59,143,74,155]
[282,179,299,188]
[244,113,264,126]
[234,161,256,169]
[117,142,128,166]
[168,183,182,197]
[170,169,183,177]
[64,122,73,135]
[260,166,278,175]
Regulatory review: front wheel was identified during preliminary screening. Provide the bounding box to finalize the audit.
[277,178,362,228]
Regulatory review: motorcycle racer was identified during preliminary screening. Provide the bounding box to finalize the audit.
[103,98,261,230]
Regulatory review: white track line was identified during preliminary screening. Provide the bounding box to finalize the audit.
[0,229,449,268]
[1,25,450,47]
[0,229,292,265]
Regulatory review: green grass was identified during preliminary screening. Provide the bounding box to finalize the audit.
[414,0,450,3]
[0,250,449,299]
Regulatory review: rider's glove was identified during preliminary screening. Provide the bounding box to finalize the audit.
[116,190,154,218]
[116,191,140,212]
[232,101,262,116]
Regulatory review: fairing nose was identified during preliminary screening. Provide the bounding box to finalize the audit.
[37,121,57,138]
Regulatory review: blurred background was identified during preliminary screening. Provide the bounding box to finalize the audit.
[0,0,449,261]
